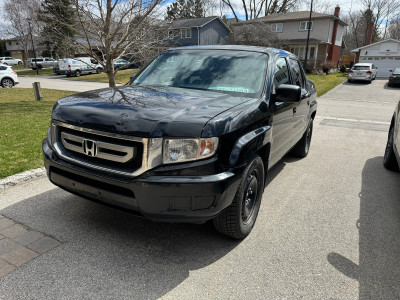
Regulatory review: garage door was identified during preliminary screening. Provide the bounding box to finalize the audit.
[359,56,400,77]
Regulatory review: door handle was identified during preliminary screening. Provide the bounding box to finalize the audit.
[293,107,297,114]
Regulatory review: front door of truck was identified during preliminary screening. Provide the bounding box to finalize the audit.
[270,57,297,166]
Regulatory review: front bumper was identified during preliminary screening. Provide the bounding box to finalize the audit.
[43,138,242,223]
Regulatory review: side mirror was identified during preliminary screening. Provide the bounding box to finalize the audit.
[275,84,301,103]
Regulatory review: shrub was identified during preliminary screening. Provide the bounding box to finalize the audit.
[340,65,347,73]
[319,62,336,74]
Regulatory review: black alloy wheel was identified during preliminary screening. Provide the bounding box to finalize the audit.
[213,155,264,239]
[242,172,259,224]
[383,127,399,171]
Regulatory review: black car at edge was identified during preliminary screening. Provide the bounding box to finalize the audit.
[42,45,317,239]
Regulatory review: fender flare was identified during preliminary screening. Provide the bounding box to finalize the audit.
[229,126,271,166]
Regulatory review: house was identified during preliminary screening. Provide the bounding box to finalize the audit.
[351,39,400,77]
[232,7,347,69]
[169,16,231,46]
[3,37,41,62]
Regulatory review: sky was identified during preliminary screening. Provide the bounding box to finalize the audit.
[0,0,385,39]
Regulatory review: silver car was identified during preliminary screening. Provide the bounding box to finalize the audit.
[348,63,378,83]
[27,57,58,70]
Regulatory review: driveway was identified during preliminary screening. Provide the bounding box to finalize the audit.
[0,79,399,299]
[17,74,122,92]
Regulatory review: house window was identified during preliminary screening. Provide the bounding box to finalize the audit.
[290,46,316,59]
[180,28,191,39]
[271,23,283,32]
[299,21,313,31]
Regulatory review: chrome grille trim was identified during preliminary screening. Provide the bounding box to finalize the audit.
[51,120,163,177]
[61,132,136,163]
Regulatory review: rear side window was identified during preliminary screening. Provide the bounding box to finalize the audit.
[0,66,7,70]
[289,59,305,88]
[393,68,400,74]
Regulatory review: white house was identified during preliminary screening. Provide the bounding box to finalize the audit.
[351,39,400,77]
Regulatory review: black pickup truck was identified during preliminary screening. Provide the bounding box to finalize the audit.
[42,46,317,239]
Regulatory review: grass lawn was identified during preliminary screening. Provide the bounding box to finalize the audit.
[0,88,77,179]
[16,68,55,76]
[307,72,347,97]
[69,69,139,84]
[10,64,27,71]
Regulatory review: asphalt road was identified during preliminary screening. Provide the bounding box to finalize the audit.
[0,79,399,299]
[17,74,119,92]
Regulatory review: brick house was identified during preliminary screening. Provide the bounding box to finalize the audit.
[232,7,347,69]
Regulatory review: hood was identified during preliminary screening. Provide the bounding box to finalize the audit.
[52,85,253,137]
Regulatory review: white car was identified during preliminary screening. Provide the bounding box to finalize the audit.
[0,56,23,66]
[348,63,378,83]
[0,64,19,88]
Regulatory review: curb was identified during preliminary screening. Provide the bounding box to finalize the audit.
[0,168,46,192]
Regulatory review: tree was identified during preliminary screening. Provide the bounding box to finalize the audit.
[0,40,6,56]
[166,0,204,20]
[1,0,41,63]
[233,21,286,48]
[42,0,165,87]
[221,0,297,22]
[38,0,77,58]
[388,16,400,40]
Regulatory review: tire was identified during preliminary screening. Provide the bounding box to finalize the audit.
[1,78,14,88]
[213,156,265,239]
[37,65,43,70]
[383,127,399,171]
[388,82,392,87]
[75,70,81,77]
[96,67,103,74]
[18,61,22,65]
[348,79,352,83]
[292,119,313,158]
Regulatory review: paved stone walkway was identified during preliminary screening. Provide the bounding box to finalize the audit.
[0,214,60,278]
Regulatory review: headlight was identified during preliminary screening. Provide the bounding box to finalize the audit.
[163,137,218,164]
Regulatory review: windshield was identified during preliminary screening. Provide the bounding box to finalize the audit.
[132,50,268,96]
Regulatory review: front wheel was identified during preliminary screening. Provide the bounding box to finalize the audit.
[75,70,81,77]
[383,127,399,171]
[18,61,22,65]
[213,156,264,239]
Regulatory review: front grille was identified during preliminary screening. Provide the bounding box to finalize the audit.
[51,121,157,177]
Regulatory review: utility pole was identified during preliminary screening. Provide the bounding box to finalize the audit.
[304,0,313,73]
[28,20,39,75]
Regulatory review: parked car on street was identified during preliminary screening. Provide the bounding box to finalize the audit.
[0,64,19,88]
[59,57,103,77]
[388,67,400,87]
[348,63,378,83]
[0,57,23,66]
[42,45,317,239]
[27,57,58,69]
[114,59,129,69]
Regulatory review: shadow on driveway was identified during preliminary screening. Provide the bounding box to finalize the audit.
[327,156,400,299]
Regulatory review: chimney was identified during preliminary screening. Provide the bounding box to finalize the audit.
[327,7,340,63]
[334,6,340,17]
[365,22,373,45]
